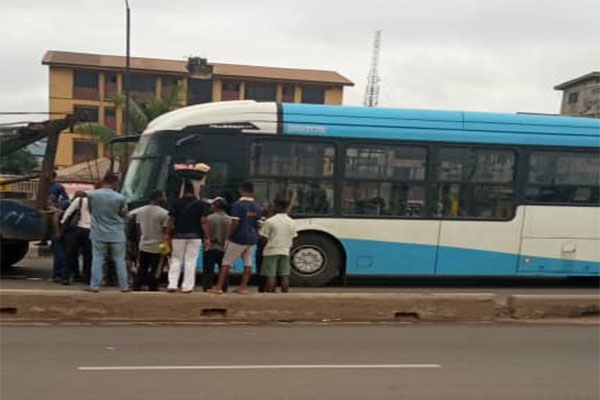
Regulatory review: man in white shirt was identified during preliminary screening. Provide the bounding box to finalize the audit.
[128,190,169,291]
[60,191,92,284]
[259,199,297,293]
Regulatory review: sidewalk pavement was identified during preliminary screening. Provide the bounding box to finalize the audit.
[1,289,598,324]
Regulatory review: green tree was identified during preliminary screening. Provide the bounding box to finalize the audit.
[75,88,181,164]
[0,149,38,175]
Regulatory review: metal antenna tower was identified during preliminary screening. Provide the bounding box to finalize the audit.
[363,30,382,107]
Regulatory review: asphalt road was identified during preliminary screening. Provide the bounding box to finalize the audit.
[1,324,598,400]
[2,257,598,301]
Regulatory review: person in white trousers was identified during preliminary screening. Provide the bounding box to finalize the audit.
[168,238,203,292]
[167,180,211,293]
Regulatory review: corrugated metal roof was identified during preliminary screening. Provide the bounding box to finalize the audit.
[554,72,600,90]
[57,157,117,183]
[42,51,354,86]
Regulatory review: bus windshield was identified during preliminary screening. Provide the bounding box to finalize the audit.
[132,135,161,157]
[121,157,161,202]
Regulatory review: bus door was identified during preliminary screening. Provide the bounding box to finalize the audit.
[433,189,523,276]
[433,147,522,275]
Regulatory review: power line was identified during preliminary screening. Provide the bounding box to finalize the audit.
[0,111,73,115]
[0,121,43,126]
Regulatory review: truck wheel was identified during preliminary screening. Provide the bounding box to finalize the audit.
[1,240,29,270]
[290,233,342,287]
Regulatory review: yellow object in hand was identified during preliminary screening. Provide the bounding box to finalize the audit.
[159,243,170,255]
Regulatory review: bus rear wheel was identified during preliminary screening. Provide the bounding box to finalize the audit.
[290,233,342,287]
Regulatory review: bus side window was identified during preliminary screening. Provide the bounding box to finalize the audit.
[252,180,333,216]
[342,145,427,217]
[526,151,599,205]
[249,139,336,216]
[434,148,516,219]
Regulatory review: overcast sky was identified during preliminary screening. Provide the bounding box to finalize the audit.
[1,0,598,124]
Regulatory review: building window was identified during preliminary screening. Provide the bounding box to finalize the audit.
[282,84,295,102]
[343,145,427,217]
[130,75,155,92]
[129,74,156,101]
[526,151,599,204]
[106,74,118,84]
[221,81,241,101]
[73,70,99,100]
[73,106,99,123]
[568,92,579,104]
[433,147,516,219]
[244,83,276,102]
[302,86,325,104]
[105,73,118,99]
[72,140,98,164]
[104,108,116,131]
[250,139,335,215]
[187,79,213,105]
[161,76,179,101]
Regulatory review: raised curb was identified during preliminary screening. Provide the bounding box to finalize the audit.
[507,294,600,319]
[0,290,497,323]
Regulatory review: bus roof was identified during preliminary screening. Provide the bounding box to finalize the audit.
[144,101,278,135]
[282,103,600,148]
[143,101,600,148]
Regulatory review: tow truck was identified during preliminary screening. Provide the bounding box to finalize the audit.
[0,114,83,268]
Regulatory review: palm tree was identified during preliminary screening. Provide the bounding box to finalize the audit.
[75,87,181,170]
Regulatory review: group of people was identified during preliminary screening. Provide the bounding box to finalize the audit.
[51,173,297,294]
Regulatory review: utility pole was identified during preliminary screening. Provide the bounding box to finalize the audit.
[124,0,131,137]
[124,0,131,169]
[363,30,382,108]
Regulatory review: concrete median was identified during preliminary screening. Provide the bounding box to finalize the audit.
[0,290,497,323]
[507,294,600,319]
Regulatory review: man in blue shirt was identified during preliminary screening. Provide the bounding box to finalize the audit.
[37,171,68,247]
[209,182,261,295]
[87,174,129,292]
[49,171,68,206]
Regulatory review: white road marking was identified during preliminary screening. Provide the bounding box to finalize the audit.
[79,364,442,371]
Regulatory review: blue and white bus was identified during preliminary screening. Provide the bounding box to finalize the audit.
[121,101,600,286]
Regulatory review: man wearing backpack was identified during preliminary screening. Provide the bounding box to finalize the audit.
[60,191,91,284]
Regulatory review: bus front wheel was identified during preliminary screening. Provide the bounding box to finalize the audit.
[290,233,342,287]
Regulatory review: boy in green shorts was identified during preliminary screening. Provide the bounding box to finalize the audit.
[259,199,297,293]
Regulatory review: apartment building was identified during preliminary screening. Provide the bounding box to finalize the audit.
[42,50,354,167]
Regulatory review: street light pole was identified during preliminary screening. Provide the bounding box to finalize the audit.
[124,0,131,137]
[124,0,131,171]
